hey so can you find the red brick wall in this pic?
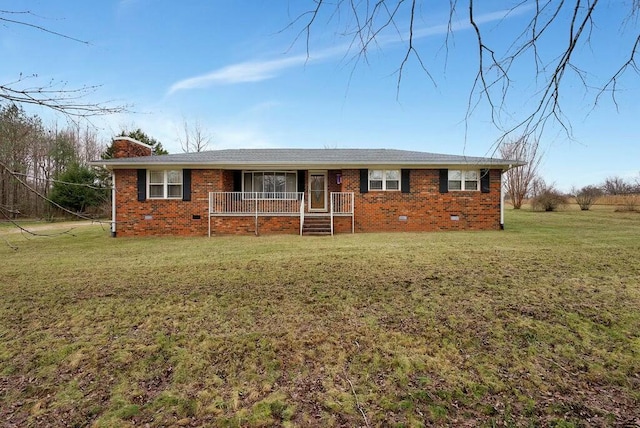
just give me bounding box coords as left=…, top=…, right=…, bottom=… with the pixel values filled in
left=339, top=169, right=502, bottom=232
left=114, top=169, right=221, bottom=236
left=327, top=170, right=342, bottom=194
left=113, top=168, right=503, bottom=236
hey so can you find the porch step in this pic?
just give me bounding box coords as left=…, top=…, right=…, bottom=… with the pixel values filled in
left=302, top=216, right=331, bottom=236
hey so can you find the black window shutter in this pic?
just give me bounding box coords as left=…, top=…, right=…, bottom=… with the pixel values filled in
left=137, top=169, right=146, bottom=201
left=439, top=169, right=449, bottom=194
left=480, top=169, right=490, bottom=193
left=359, top=169, right=368, bottom=193
left=401, top=169, right=410, bottom=193
left=233, top=170, right=242, bottom=192
left=182, top=169, right=192, bottom=201
left=297, top=170, right=305, bottom=193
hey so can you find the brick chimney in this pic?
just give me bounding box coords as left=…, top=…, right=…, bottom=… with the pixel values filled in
left=112, top=137, right=153, bottom=158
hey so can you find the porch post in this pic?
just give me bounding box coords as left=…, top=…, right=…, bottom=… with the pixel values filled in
left=351, top=192, right=355, bottom=234
left=255, top=196, right=259, bottom=236
left=330, top=193, right=334, bottom=236
left=299, top=196, right=304, bottom=236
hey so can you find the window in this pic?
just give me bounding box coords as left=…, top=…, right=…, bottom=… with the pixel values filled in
left=369, top=170, right=400, bottom=191
left=448, top=170, right=479, bottom=191
left=243, top=171, right=297, bottom=198
left=148, top=170, right=183, bottom=199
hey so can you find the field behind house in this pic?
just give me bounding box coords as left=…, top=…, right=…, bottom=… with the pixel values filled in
left=1, top=209, right=639, bottom=427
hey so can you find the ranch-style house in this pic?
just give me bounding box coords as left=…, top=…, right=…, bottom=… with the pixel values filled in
left=95, top=137, right=523, bottom=237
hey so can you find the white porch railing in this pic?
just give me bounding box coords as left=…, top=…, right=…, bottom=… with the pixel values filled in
left=209, top=192, right=304, bottom=236
left=208, top=191, right=355, bottom=236
left=209, top=192, right=304, bottom=214
left=330, top=192, right=355, bottom=235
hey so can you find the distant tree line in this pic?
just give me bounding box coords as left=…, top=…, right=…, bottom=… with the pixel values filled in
left=0, top=103, right=166, bottom=220
left=516, top=174, right=639, bottom=213
left=499, top=136, right=639, bottom=212
left=0, top=103, right=107, bottom=219
left=530, top=175, right=640, bottom=212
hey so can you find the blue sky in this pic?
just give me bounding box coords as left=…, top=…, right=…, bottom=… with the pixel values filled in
left=1, top=0, right=638, bottom=190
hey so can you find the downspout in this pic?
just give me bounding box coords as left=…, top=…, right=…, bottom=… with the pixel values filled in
left=111, top=171, right=117, bottom=237
left=500, top=169, right=505, bottom=230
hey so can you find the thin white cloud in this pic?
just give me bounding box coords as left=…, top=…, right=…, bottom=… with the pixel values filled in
left=167, top=54, right=311, bottom=94
left=116, top=0, right=145, bottom=15
left=167, top=5, right=533, bottom=94
left=411, top=6, right=534, bottom=40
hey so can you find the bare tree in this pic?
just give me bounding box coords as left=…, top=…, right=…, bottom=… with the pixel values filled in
left=0, top=104, right=109, bottom=221
left=531, top=179, right=568, bottom=212
left=178, top=119, right=212, bottom=153
left=601, top=176, right=632, bottom=195
left=572, top=185, right=602, bottom=210
left=499, top=136, right=541, bottom=209
left=633, top=173, right=640, bottom=194
left=291, top=1, right=640, bottom=144
left=0, top=104, right=40, bottom=218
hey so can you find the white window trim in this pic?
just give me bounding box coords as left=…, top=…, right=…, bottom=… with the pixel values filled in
left=147, top=170, right=183, bottom=199
left=242, top=170, right=298, bottom=200
left=369, top=169, right=400, bottom=191
left=448, top=169, right=480, bottom=191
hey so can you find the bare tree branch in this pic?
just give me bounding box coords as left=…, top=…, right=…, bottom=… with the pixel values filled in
left=0, top=11, right=89, bottom=45
left=0, top=10, right=128, bottom=119
left=9, top=170, right=107, bottom=190
left=0, top=75, right=126, bottom=118
left=396, top=0, right=436, bottom=96
left=289, top=0, right=640, bottom=149
left=0, top=208, right=78, bottom=239
left=595, top=34, right=640, bottom=111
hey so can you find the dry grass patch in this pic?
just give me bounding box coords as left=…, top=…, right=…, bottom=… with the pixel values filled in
left=1, top=209, right=639, bottom=426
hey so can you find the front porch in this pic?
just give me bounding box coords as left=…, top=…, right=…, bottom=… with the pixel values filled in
left=208, top=192, right=354, bottom=236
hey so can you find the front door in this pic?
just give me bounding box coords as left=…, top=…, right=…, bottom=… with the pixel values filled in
left=309, top=171, right=327, bottom=211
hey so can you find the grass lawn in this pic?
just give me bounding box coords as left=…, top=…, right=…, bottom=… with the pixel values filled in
left=1, top=209, right=639, bottom=427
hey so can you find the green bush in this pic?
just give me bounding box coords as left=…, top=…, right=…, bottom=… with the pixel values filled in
left=49, top=163, right=108, bottom=213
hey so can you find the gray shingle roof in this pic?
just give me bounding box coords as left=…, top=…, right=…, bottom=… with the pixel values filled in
left=95, top=148, right=523, bottom=169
